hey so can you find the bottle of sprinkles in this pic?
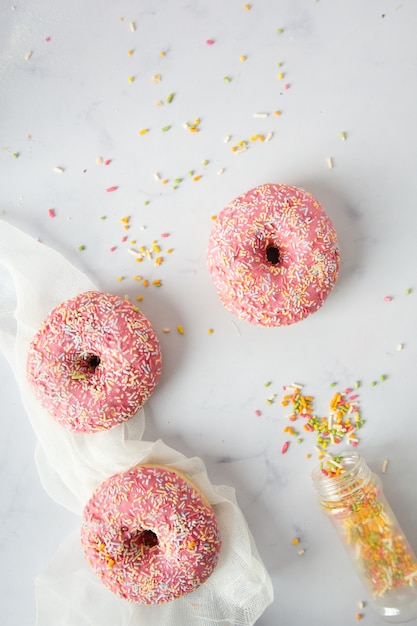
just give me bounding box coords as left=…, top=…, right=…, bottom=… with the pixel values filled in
left=312, top=451, right=417, bottom=623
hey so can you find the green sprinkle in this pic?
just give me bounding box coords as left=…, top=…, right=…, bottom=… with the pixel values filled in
left=371, top=381, right=377, bottom=387
left=355, top=380, right=361, bottom=389
left=78, top=245, right=85, bottom=251
left=277, top=62, right=283, bottom=67
left=223, top=76, right=231, bottom=83
left=166, top=92, right=175, bottom=104
left=144, top=200, right=150, bottom=206
left=330, top=381, right=337, bottom=387
left=133, top=307, right=140, bottom=313
left=406, top=288, right=412, bottom=295
left=297, top=438, right=303, bottom=444
left=174, top=178, right=183, bottom=183
left=161, top=125, right=171, bottom=132
left=380, top=374, right=387, bottom=381
left=13, top=152, right=19, bottom=158
left=188, top=170, right=194, bottom=176
left=100, top=215, right=107, bottom=220
left=202, top=159, right=209, bottom=166
left=277, top=28, right=284, bottom=34
left=71, top=373, right=86, bottom=380
left=266, top=399, right=273, bottom=405
left=264, top=381, right=272, bottom=387
left=172, top=185, right=178, bottom=190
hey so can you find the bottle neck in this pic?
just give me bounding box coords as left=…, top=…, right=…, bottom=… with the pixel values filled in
left=312, top=451, right=373, bottom=503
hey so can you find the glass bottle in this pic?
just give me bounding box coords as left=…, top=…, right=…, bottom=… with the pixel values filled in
left=312, top=450, right=417, bottom=623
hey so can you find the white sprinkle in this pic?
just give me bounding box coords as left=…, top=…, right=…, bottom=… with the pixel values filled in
left=224, top=135, right=231, bottom=143
left=53, top=166, right=64, bottom=173
left=235, top=146, right=247, bottom=154
left=183, top=122, right=190, bottom=130
left=397, top=343, right=404, bottom=351
left=96, top=156, right=103, bottom=164
left=162, top=328, right=170, bottom=333
left=24, top=50, right=33, bottom=61
left=128, top=248, right=140, bottom=256
left=297, top=548, right=305, bottom=556
left=153, top=172, right=161, bottom=180
left=292, top=383, right=303, bottom=389
left=327, top=157, right=334, bottom=169
left=129, top=21, right=136, bottom=31
left=217, top=168, right=225, bottom=175
left=253, top=112, right=269, bottom=118
left=328, top=458, right=343, bottom=469
left=265, top=132, right=273, bottom=142
left=358, top=600, right=365, bottom=610
left=381, top=459, right=389, bottom=474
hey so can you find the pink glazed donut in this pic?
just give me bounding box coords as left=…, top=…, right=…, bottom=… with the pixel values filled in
left=26, top=291, right=162, bottom=432
left=81, top=464, right=221, bottom=604
left=207, top=183, right=340, bottom=326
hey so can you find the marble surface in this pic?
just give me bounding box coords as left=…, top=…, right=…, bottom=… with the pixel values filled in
left=2, top=1, right=417, bottom=624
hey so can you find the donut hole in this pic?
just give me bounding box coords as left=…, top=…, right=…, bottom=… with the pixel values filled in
left=87, top=354, right=101, bottom=370
left=266, top=245, right=280, bottom=265
left=140, top=529, right=158, bottom=548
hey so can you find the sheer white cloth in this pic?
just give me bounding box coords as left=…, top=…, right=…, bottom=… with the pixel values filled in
left=0, top=220, right=273, bottom=625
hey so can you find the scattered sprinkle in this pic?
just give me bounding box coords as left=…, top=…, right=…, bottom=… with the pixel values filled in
left=297, top=549, right=305, bottom=556
left=129, top=21, right=136, bottom=31
left=78, top=245, right=85, bottom=251
left=106, top=186, right=118, bottom=192
left=397, top=343, right=404, bottom=351
left=12, top=152, right=19, bottom=158
left=206, top=39, right=215, bottom=45
left=291, top=537, right=300, bottom=545
left=152, top=74, right=161, bottom=83
left=327, top=157, right=334, bottom=169
left=128, top=76, right=135, bottom=83
left=384, top=295, right=393, bottom=302
left=277, top=28, right=284, bottom=34
left=281, top=441, right=290, bottom=454
left=161, top=125, right=171, bottom=132
left=53, top=166, right=64, bottom=173
left=358, top=601, right=365, bottom=610
left=207, top=328, right=214, bottom=334
left=356, top=614, right=363, bottom=621
left=381, top=459, right=389, bottom=474
left=340, top=131, right=347, bottom=141
left=48, top=208, right=56, bottom=218
left=24, top=50, right=33, bottom=61
left=177, top=325, right=184, bottom=335
left=254, top=410, right=261, bottom=417
left=223, top=76, right=232, bottom=83
left=166, top=92, right=175, bottom=104
left=406, top=288, right=412, bottom=295
left=254, top=112, right=269, bottom=118
left=240, top=55, right=247, bottom=62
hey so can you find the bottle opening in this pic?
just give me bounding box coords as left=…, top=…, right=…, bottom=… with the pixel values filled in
left=311, top=451, right=371, bottom=501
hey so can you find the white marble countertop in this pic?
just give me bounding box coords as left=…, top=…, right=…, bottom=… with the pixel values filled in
left=2, top=1, right=417, bottom=624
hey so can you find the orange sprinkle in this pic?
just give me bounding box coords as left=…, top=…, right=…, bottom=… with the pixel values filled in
left=291, top=538, right=300, bottom=545
left=193, top=175, right=201, bottom=181
left=356, top=614, right=363, bottom=621
left=244, top=4, right=251, bottom=9
left=142, top=279, right=149, bottom=287
left=155, top=257, right=163, bottom=265
left=134, top=276, right=142, bottom=281
left=274, top=110, right=282, bottom=116
left=152, top=279, right=161, bottom=286
left=136, top=295, right=143, bottom=302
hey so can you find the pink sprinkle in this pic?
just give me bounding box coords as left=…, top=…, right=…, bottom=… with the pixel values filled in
left=106, top=186, right=118, bottom=192
left=349, top=394, right=359, bottom=401
left=384, top=296, right=393, bottom=302
left=254, top=409, right=261, bottom=417
left=281, top=441, right=290, bottom=454
left=104, top=159, right=111, bottom=166
left=45, top=36, right=51, bottom=42
left=161, top=232, right=170, bottom=238
left=206, top=39, right=215, bottom=45
left=48, top=208, right=56, bottom=218
left=121, top=236, right=128, bottom=242
left=344, top=388, right=353, bottom=394
left=109, top=246, right=116, bottom=252
left=284, top=83, right=290, bottom=89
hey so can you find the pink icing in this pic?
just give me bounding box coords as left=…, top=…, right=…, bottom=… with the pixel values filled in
left=207, top=183, right=340, bottom=326
left=81, top=465, right=221, bottom=604
left=26, top=291, right=162, bottom=432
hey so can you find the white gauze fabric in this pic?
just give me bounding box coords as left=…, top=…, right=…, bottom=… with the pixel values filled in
left=0, top=220, right=273, bottom=626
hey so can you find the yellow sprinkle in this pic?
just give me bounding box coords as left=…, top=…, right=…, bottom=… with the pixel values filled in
left=240, top=55, right=247, bottom=62
left=211, top=215, right=217, bottom=220
left=274, top=110, right=282, bottom=116
left=155, top=256, right=163, bottom=265
left=138, top=129, right=149, bottom=135
left=136, top=295, right=143, bottom=302
left=107, top=559, right=115, bottom=568
left=128, top=76, right=134, bottom=83
left=167, top=248, right=174, bottom=253
left=134, top=276, right=142, bottom=281
left=120, top=216, right=130, bottom=224
left=278, top=72, right=284, bottom=80
left=135, top=257, right=143, bottom=263
left=250, top=135, right=259, bottom=141
left=160, top=51, right=166, bottom=57
left=194, top=118, right=200, bottom=125
left=177, top=325, right=184, bottom=335
left=152, top=244, right=161, bottom=252
left=127, top=49, right=134, bottom=55
left=208, top=328, right=214, bottom=334
left=117, top=276, right=124, bottom=282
